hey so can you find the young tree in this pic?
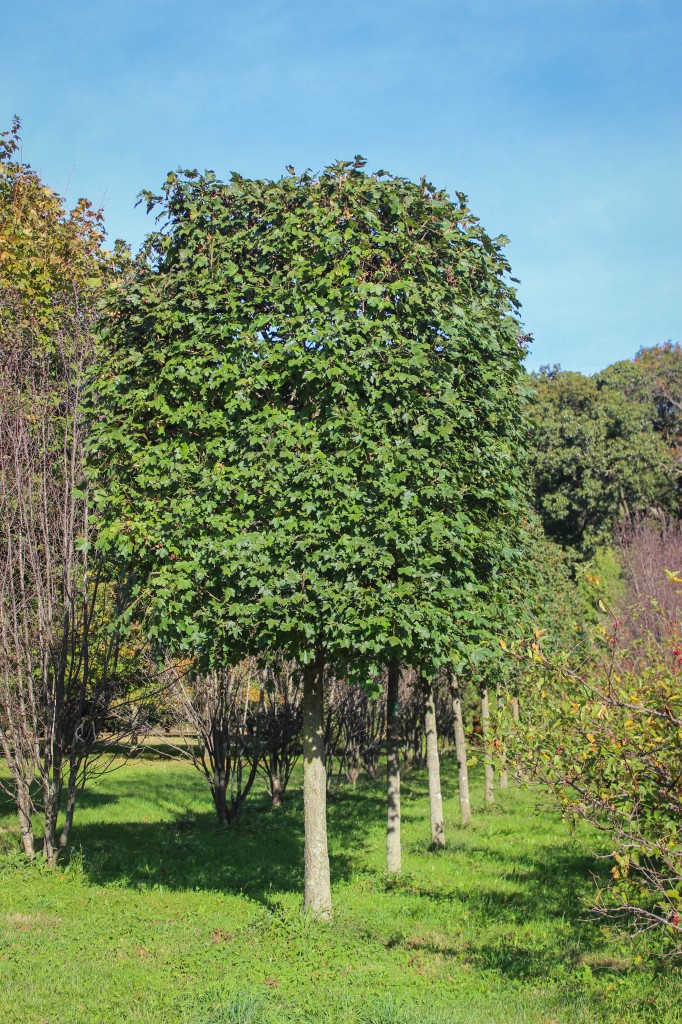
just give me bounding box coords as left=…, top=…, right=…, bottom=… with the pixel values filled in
left=423, top=673, right=445, bottom=846
left=480, top=681, right=494, bottom=805
left=449, top=673, right=472, bottom=825
left=88, top=159, right=528, bottom=916
left=512, top=554, right=682, bottom=952
left=167, top=661, right=262, bottom=826
left=0, top=119, right=136, bottom=863
left=258, top=659, right=303, bottom=807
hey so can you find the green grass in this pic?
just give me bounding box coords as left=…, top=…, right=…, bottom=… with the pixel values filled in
left=0, top=756, right=680, bottom=1023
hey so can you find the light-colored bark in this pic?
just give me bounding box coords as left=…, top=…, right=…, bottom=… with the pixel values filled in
left=481, top=686, right=494, bottom=805
left=450, top=675, right=471, bottom=826
left=511, top=695, right=520, bottom=722
left=386, top=661, right=402, bottom=873
left=302, top=657, right=332, bottom=920
left=424, top=680, right=445, bottom=847
left=496, top=685, right=509, bottom=790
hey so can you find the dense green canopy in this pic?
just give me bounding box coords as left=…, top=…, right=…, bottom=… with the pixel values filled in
left=529, top=365, right=678, bottom=553
left=87, top=160, right=529, bottom=677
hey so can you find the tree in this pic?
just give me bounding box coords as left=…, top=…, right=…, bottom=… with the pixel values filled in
left=166, top=661, right=262, bottom=826
left=87, top=158, right=528, bottom=917
left=634, top=342, right=682, bottom=452
left=423, top=672, right=445, bottom=846
left=258, top=659, right=303, bottom=807
left=529, top=366, right=677, bottom=554
left=449, top=671, right=472, bottom=825
left=0, top=119, right=139, bottom=864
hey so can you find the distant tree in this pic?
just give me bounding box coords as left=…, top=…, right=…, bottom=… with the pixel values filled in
left=88, top=159, right=528, bottom=917
left=258, top=659, right=303, bottom=808
left=529, top=366, right=678, bottom=553
left=422, top=672, right=445, bottom=846
left=634, top=342, right=682, bottom=452
left=328, top=679, right=385, bottom=784
left=448, top=670, right=472, bottom=825
left=166, top=661, right=262, bottom=826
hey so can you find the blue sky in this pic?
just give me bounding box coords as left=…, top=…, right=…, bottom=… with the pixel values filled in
left=3, top=0, right=680, bottom=372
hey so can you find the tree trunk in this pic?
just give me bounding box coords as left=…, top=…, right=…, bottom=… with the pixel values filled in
left=346, top=740, right=361, bottom=786
left=496, top=685, right=509, bottom=791
left=41, top=768, right=63, bottom=867
left=17, top=780, right=34, bottom=859
left=481, top=686, right=494, bottom=805
left=212, top=768, right=230, bottom=826
left=511, top=694, right=520, bottom=723
left=386, top=660, right=402, bottom=873
left=302, top=656, right=332, bottom=920
left=450, top=675, right=471, bottom=826
left=58, top=768, right=78, bottom=851
left=270, top=774, right=283, bottom=809
left=423, top=679, right=445, bottom=847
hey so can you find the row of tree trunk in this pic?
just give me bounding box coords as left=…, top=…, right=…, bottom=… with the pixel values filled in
left=303, top=664, right=517, bottom=919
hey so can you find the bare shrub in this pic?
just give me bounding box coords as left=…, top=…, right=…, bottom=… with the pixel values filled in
left=258, top=659, right=303, bottom=807
left=616, top=515, right=682, bottom=644
left=166, top=662, right=262, bottom=826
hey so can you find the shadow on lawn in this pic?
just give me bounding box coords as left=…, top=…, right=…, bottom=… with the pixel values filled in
left=384, top=838, right=611, bottom=980
left=404, top=841, right=603, bottom=924
left=0, top=783, right=119, bottom=823
left=68, top=769, right=610, bottom=956
left=69, top=776, right=383, bottom=907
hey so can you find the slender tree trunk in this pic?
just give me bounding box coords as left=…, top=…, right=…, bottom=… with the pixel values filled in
left=58, top=768, right=78, bottom=850
left=212, top=768, right=230, bottom=826
left=17, top=780, right=34, bottom=859
left=270, top=774, right=283, bottom=809
left=42, top=782, right=61, bottom=867
left=481, top=686, right=494, bottom=805
left=450, top=675, right=471, bottom=826
left=302, top=655, right=332, bottom=920
left=496, top=685, right=509, bottom=791
left=346, top=740, right=360, bottom=786
left=386, top=660, right=401, bottom=873
left=511, top=694, right=520, bottom=723
left=423, top=679, right=445, bottom=847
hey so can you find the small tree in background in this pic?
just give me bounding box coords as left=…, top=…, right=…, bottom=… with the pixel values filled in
left=167, top=661, right=262, bottom=826
left=258, top=659, right=303, bottom=807
left=87, top=158, right=528, bottom=917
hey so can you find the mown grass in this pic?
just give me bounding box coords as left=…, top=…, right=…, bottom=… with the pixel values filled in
left=0, top=755, right=680, bottom=1023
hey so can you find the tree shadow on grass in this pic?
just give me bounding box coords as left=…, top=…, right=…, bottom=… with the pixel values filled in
left=0, top=782, right=119, bottom=830
left=401, top=841, right=606, bottom=923
left=68, top=779, right=383, bottom=907
left=14, top=755, right=623, bottom=988
left=379, top=839, right=616, bottom=981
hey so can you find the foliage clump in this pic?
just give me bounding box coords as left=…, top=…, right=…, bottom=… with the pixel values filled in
left=88, top=158, right=530, bottom=679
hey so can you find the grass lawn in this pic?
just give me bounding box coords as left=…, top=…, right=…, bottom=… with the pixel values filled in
left=0, top=755, right=680, bottom=1023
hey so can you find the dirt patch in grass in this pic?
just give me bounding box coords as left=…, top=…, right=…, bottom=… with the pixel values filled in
left=6, top=912, right=61, bottom=931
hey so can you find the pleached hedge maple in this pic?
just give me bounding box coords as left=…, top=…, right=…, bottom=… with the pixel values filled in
left=87, top=158, right=529, bottom=915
